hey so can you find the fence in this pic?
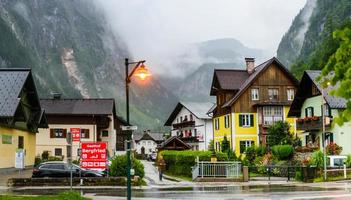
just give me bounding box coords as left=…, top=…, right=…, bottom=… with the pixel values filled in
left=191, top=161, right=241, bottom=181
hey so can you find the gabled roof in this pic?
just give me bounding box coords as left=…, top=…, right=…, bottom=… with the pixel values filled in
left=288, top=70, right=346, bottom=117
left=210, top=69, right=249, bottom=95
left=134, top=132, right=164, bottom=142
left=0, top=68, right=48, bottom=131
left=164, top=101, right=214, bottom=126
left=222, top=57, right=299, bottom=108
left=157, top=136, right=192, bottom=150
left=40, top=98, right=116, bottom=116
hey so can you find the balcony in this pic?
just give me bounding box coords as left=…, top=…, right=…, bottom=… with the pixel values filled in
left=172, top=120, right=195, bottom=129
left=296, top=116, right=332, bottom=131
left=180, top=136, right=200, bottom=143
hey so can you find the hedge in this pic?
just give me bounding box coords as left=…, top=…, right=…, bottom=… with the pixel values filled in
left=109, top=154, right=145, bottom=178
left=272, top=145, right=294, bottom=160
left=160, top=150, right=228, bottom=177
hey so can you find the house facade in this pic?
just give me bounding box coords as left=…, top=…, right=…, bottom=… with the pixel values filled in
left=288, top=70, right=351, bottom=155
left=37, top=98, right=126, bottom=161
left=210, top=57, right=298, bottom=155
left=0, top=69, right=48, bottom=169
left=134, top=131, right=164, bottom=155
left=164, top=102, right=214, bottom=150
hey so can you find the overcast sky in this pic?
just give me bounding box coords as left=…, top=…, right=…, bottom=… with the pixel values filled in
left=97, top=0, right=307, bottom=75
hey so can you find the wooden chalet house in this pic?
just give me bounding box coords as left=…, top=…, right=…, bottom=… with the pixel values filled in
left=210, top=57, right=298, bottom=155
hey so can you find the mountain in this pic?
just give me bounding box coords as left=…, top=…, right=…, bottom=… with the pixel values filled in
left=0, top=0, right=177, bottom=131
left=166, top=38, right=267, bottom=102
left=277, top=0, right=351, bottom=78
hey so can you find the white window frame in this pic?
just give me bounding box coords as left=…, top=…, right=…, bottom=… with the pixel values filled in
left=215, top=118, right=220, bottom=130
left=251, top=88, right=259, bottom=100
left=224, top=115, right=230, bottom=128
left=287, top=89, right=294, bottom=101
left=240, top=114, right=252, bottom=127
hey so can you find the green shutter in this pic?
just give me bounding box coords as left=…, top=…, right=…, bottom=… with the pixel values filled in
left=239, top=115, right=243, bottom=127
left=250, top=114, right=254, bottom=127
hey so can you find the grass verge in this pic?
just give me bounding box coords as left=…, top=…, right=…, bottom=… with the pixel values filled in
left=164, top=171, right=192, bottom=182
left=0, top=191, right=91, bottom=200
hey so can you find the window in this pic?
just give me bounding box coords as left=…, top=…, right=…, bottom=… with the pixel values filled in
left=101, top=130, right=109, bottom=137
left=287, top=89, right=294, bottom=101
left=184, top=115, right=188, bottom=121
left=80, top=129, right=90, bottom=139
left=50, top=129, right=67, bottom=138
left=240, top=140, right=255, bottom=153
left=216, top=142, right=221, bottom=151
left=215, top=118, right=220, bottom=130
left=312, top=84, right=319, bottom=96
left=18, top=136, right=24, bottom=149
left=180, top=116, right=183, bottom=122
left=224, top=115, right=230, bottom=128
left=251, top=88, right=259, bottom=100
left=2, top=135, right=12, bottom=144
left=268, top=89, right=279, bottom=100
left=190, top=114, right=193, bottom=121
left=305, top=107, right=314, bottom=117
left=55, top=148, right=62, bottom=156
left=263, top=106, right=283, bottom=125
left=239, top=114, right=254, bottom=127
left=148, top=141, right=151, bottom=145
left=323, top=104, right=331, bottom=117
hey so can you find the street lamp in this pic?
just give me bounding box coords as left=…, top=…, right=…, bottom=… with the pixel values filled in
left=124, top=58, right=151, bottom=200
left=321, top=81, right=331, bottom=181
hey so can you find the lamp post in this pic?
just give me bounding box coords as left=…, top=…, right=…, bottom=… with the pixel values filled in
left=321, top=81, right=330, bottom=181
left=124, top=58, right=151, bottom=200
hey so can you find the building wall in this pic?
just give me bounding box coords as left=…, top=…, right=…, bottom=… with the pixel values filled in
left=233, top=113, right=258, bottom=155
left=0, top=126, right=36, bottom=169
left=37, top=124, right=97, bottom=161
left=301, top=95, right=323, bottom=118
left=171, top=107, right=212, bottom=150
left=135, top=139, right=157, bottom=155
left=213, top=114, right=232, bottom=151
left=99, top=115, right=116, bottom=155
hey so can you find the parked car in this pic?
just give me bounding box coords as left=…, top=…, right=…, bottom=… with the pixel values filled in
left=32, top=161, right=104, bottom=178
left=148, top=152, right=157, bottom=161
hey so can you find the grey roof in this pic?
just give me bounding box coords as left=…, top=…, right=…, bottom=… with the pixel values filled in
left=306, top=70, right=346, bottom=109
left=0, top=69, right=30, bottom=117
left=222, top=57, right=299, bottom=108
left=134, top=132, right=165, bottom=142
left=40, top=99, right=116, bottom=115
left=181, top=101, right=214, bottom=119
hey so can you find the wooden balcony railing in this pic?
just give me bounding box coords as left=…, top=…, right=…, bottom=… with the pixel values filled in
left=172, top=120, right=195, bottom=129
left=296, top=116, right=331, bottom=131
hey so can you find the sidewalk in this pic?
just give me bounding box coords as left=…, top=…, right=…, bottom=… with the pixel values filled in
left=0, top=168, right=32, bottom=187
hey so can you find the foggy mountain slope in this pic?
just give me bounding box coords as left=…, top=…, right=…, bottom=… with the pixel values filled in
left=0, top=0, right=177, bottom=130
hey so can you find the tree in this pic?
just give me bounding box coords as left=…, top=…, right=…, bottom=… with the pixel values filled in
left=320, top=27, right=351, bottom=125
left=221, top=135, right=230, bottom=153
left=208, top=139, right=215, bottom=152
left=266, top=121, right=293, bottom=147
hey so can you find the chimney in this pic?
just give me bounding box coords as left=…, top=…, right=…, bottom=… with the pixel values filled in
left=245, top=57, right=255, bottom=74
left=51, top=92, right=62, bottom=99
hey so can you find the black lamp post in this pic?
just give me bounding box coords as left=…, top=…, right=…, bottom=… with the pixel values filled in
left=124, top=58, right=150, bottom=200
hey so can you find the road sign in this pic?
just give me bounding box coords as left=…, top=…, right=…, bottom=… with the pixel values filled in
left=71, top=128, right=81, bottom=142
left=121, top=126, right=138, bottom=131
left=15, top=149, right=25, bottom=169
left=80, top=142, right=107, bottom=169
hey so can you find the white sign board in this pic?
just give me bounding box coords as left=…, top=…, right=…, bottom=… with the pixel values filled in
left=15, top=149, right=25, bottom=169
left=121, top=126, right=138, bottom=131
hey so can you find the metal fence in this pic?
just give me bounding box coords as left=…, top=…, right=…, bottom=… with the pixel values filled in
left=192, top=161, right=242, bottom=180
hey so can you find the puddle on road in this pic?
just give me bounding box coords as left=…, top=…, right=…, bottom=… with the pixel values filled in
left=4, top=185, right=343, bottom=198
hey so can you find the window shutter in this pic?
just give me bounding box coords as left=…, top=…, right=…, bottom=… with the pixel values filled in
left=63, top=129, right=67, bottom=138
left=239, top=115, right=243, bottom=127
left=305, top=108, right=308, bottom=117
left=328, top=105, right=331, bottom=117
left=311, top=107, right=314, bottom=117
left=250, top=115, right=254, bottom=127
left=50, top=129, right=54, bottom=138
left=330, top=133, right=334, bottom=143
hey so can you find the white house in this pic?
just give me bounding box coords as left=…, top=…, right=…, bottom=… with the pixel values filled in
left=164, top=102, right=214, bottom=150
left=134, top=131, right=164, bottom=155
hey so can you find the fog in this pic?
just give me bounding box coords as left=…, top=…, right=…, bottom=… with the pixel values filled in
left=95, top=0, right=307, bottom=76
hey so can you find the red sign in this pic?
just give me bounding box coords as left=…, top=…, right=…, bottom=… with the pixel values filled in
left=71, top=128, right=81, bottom=142
left=80, top=142, right=107, bottom=169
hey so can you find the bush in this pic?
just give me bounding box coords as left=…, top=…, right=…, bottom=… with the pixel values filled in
left=272, top=145, right=294, bottom=160
left=256, top=146, right=267, bottom=157
left=34, top=156, right=42, bottom=167
left=41, top=151, right=49, bottom=160
left=160, top=150, right=228, bottom=177
left=109, top=155, right=145, bottom=178
left=345, top=155, right=351, bottom=167
left=72, top=160, right=80, bottom=165
left=245, top=146, right=257, bottom=163
left=309, top=151, right=324, bottom=169
left=227, top=150, right=238, bottom=161
left=48, top=156, right=63, bottom=161
left=326, top=143, right=343, bottom=155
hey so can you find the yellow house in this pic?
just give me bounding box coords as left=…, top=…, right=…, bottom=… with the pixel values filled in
left=210, top=57, right=298, bottom=155
left=0, top=69, right=48, bottom=169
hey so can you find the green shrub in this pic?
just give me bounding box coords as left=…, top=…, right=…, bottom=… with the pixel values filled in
left=72, top=160, right=80, bottom=165
left=346, top=155, right=351, bottom=167
left=41, top=151, right=49, bottom=160
left=245, top=146, right=257, bottom=163
left=255, top=146, right=267, bottom=157
left=309, top=151, right=324, bottom=168
left=272, top=145, right=294, bottom=160
left=160, top=150, right=228, bottom=177
left=326, top=143, right=343, bottom=155
left=48, top=156, right=63, bottom=161
left=56, top=191, right=89, bottom=200
left=295, top=169, right=303, bottom=181
left=227, top=150, right=238, bottom=161
left=109, top=155, right=144, bottom=178
left=34, top=156, right=42, bottom=167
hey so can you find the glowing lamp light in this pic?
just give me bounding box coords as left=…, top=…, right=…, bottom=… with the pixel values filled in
left=134, top=64, right=151, bottom=80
